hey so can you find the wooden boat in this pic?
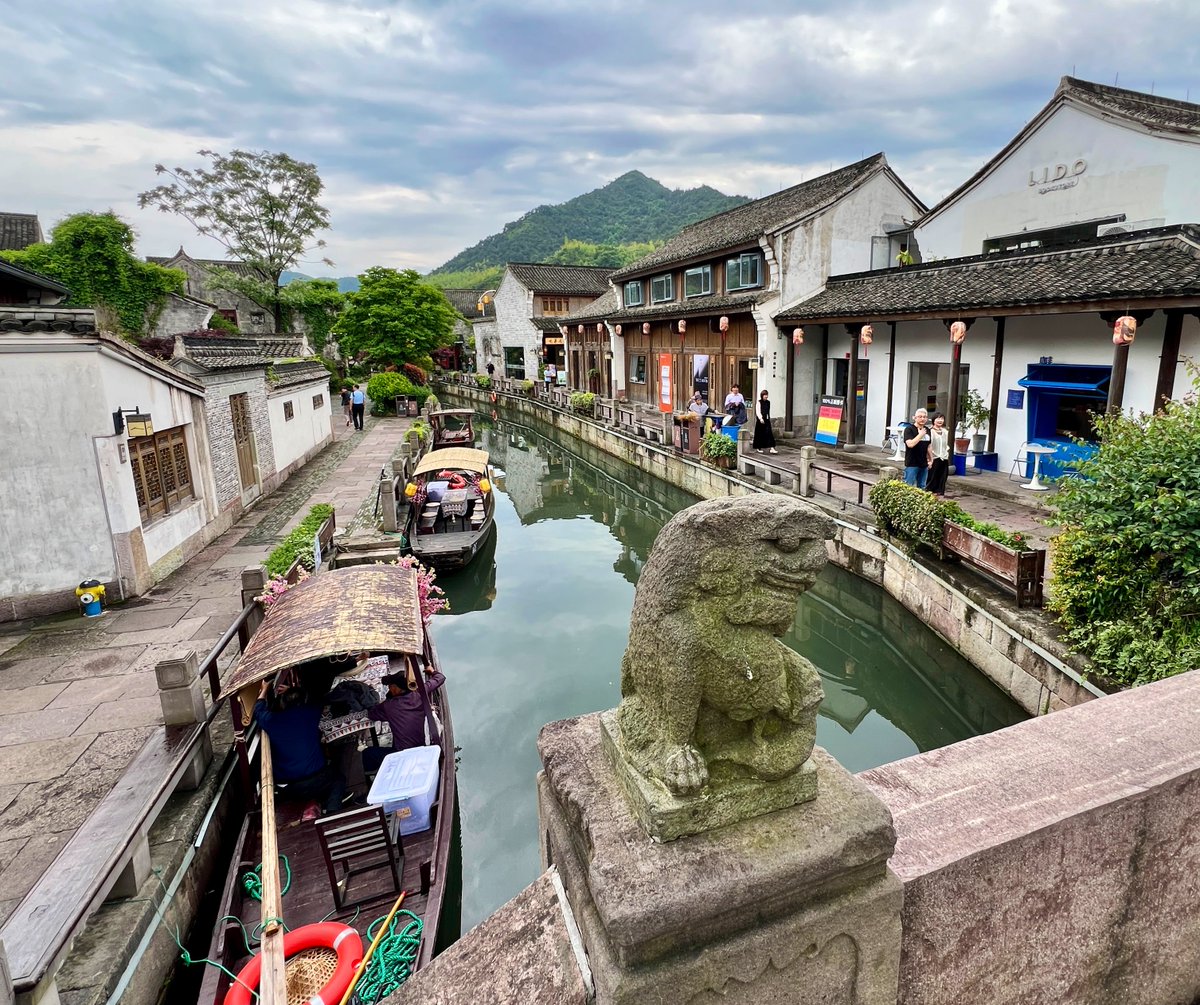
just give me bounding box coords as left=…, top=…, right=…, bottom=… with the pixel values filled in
left=428, top=409, right=476, bottom=450
left=405, top=447, right=496, bottom=571
left=198, top=564, right=456, bottom=1005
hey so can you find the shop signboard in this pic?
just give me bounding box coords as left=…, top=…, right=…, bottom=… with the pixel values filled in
left=658, top=353, right=673, bottom=413
left=815, top=395, right=845, bottom=445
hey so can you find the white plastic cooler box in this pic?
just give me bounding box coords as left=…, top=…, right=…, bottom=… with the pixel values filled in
left=367, top=745, right=441, bottom=835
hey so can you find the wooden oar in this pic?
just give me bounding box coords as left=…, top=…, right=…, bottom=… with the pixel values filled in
left=258, top=735, right=288, bottom=1004
left=337, top=890, right=407, bottom=1005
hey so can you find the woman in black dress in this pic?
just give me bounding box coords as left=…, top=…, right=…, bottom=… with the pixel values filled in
left=752, top=389, right=778, bottom=453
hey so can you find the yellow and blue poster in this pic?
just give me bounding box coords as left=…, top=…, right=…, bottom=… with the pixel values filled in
left=815, top=395, right=844, bottom=445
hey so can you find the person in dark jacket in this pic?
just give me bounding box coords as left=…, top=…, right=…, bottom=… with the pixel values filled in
left=362, top=665, right=447, bottom=772
left=253, top=675, right=347, bottom=815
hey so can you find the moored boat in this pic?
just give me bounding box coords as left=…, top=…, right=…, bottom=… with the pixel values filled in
left=197, top=564, right=456, bottom=1005
left=404, top=447, right=496, bottom=571
left=428, top=409, right=476, bottom=451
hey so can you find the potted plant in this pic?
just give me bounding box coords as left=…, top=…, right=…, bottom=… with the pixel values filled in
left=699, top=429, right=737, bottom=469
left=962, top=389, right=992, bottom=453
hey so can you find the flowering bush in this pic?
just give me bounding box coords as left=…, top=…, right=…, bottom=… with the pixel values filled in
left=255, top=567, right=310, bottom=607
left=394, top=556, right=449, bottom=623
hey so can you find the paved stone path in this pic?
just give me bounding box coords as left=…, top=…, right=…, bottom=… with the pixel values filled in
left=0, top=415, right=413, bottom=926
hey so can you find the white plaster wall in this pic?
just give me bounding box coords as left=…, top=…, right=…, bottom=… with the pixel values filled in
left=142, top=498, right=206, bottom=567
left=268, top=380, right=333, bottom=472
left=493, top=270, right=540, bottom=379
left=863, top=311, right=1190, bottom=469
left=919, top=103, right=1200, bottom=258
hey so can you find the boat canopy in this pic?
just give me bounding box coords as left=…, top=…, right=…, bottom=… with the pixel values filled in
left=430, top=409, right=474, bottom=419
left=414, top=447, right=490, bottom=477
left=221, top=565, right=424, bottom=697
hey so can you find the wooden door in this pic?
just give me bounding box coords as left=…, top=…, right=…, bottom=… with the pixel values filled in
left=229, top=393, right=257, bottom=490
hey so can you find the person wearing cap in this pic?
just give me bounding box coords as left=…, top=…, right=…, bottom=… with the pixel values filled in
left=687, top=392, right=708, bottom=418
left=363, top=663, right=447, bottom=773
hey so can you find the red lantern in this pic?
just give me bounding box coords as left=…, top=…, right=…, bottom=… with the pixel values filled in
left=559, top=324, right=568, bottom=336
left=719, top=316, right=729, bottom=332
left=950, top=321, right=967, bottom=344
left=859, top=324, right=874, bottom=346
left=614, top=324, right=622, bottom=336
left=678, top=319, right=687, bottom=333
left=792, top=327, right=804, bottom=345
left=596, top=323, right=604, bottom=334
left=1113, top=315, right=1137, bottom=345
left=577, top=324, right=584, bottom=334
left=642, top=322, right=650, bottom=335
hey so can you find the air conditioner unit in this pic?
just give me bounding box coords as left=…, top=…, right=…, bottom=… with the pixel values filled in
left=1097, top=218, right=1164, bottom=238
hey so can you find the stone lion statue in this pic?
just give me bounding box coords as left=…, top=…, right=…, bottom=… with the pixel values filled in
left=615, top=494, right=833, bottom=798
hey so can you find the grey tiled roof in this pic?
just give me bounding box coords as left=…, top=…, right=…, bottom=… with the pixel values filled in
left=603, top=290, right=769, bottom=324
left=530, top=316, right=570, bottom=332
left=147, top=251, right=266, bottom=281
left=775, top=225, right=1200, bottom=322
left=611, top=155, right=892, bottom=280
left=0, top=258, right=69, bottom=295
left=506, top=263, right=612, bottom=294
left=178, top=335, right=310, bottom=370
left=0, top=307, right=95, bottom=333
left=0, top=213, right=43, bottom=251
left=440, top=288, right=495, bottom=318
left=271, top=360, right=330, bottom=390
left=1064, top=76, right=1200, bottom=134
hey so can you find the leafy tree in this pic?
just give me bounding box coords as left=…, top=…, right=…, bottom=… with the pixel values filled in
left=424, top=265, right=505, bottom=291
left=546, top=238, right=661, bottom=268
left=138, top=149, right=331, bottom=329
left=279, top=278, right=344, bottom=353
left=0, top=212, right=183, bottom=335
left=1048, top=369, right=1200, bottom=685
left=332, top=267, right=456, bottom=368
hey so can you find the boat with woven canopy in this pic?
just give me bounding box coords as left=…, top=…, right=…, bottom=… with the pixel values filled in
left=199, top=564, right=457, bottom=1005
left=404, top=447, right=496, bottom=571
left=428, top=409, right=476, bottom=451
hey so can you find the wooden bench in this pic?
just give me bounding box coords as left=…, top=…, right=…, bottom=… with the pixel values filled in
left=0, top=720, right=210, bottom=1003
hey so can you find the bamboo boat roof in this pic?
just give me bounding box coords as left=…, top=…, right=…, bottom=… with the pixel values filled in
left=414, top=447, right=490, bottom=476
left=430, top=409, right=474, bottom=418
left=222, top=565, right=424, bottom=696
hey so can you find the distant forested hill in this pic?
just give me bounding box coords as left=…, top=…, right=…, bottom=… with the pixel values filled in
left=430, top=171, right=748, bottom=276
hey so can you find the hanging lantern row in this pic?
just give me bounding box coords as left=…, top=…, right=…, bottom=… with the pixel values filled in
left=950, top=321, right=967, bottom=345
left=1113, top=315, right=1137, bottom=345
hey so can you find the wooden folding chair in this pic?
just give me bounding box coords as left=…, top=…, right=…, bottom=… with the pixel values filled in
left=314, top=805, right=402, bottom=910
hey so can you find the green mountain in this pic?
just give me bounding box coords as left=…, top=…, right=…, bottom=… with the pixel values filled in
left=430, top=171, right=749, bottom=275
left=281, top=271, right=360, bottom=292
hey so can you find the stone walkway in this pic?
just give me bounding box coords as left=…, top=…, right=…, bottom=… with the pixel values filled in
left=0, top=415, right=413, bottom=927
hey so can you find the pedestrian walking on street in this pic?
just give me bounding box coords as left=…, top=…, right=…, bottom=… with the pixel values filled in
left=341, top=385, right=352, bottom=427
left=351, top=384, right=366, bottom=430
left=752, top=389, right=778, bottom=454
left=926, top=411, right=950, bottom=497
left=486, top=362, right=495, bottom=378
left=903, top=408, right=930, bottom=489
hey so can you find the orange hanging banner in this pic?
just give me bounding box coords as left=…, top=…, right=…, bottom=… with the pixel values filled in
left=658, top=353, right=673, bottom=413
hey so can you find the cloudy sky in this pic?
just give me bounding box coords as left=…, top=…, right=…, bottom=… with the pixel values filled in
left=2, top=0, right=1197, bottom=277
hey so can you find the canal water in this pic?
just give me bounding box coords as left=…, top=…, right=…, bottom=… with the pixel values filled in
left=430, top=413, right=1024, bottom=933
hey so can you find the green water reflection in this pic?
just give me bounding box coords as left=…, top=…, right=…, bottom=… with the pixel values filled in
left=430, top=416, right=1024, bottom=932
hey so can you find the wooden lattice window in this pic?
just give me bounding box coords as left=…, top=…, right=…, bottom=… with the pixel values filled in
left=284, top=401, right=295, bottom=421
left=129, top=427, right=195, bottom=522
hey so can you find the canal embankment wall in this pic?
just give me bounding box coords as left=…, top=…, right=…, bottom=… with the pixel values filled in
left=436, top=382, right=1101, bottom=718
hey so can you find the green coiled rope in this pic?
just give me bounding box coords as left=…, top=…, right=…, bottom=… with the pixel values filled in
left=351, top=909, right=424, bottom=1004
left=241, top=855, right=292, bottom=901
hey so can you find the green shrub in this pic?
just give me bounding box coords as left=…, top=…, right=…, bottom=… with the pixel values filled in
left=474, top=374, right=492, bottom=390
left=366, top=372, right=431, bottom=414
left=521, top=379, right=534, bottom=394
left=569, top=391, right=595, bottom=415
left=699, top=430, right=737, bottom=460
left=424, top=393, right=440, bottom=412
left=868, top=479, right=961, bottom=550
left=264, top=504, right=334, bottom=577
left=1047, top=373, right=1200, bottom=685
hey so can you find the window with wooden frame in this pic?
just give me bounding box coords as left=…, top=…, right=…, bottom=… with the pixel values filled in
left=650, top=274, right=674, bottom=303
left=217, top=308, right=237, bottom=323
left=725, top=252, right=762, bottom=291
left=684, top=265, right=712, bottom=298
left=541, top=297, right=569, bottom=314
left=312, top=393, right=324, bottom=409
left=129, top=427, right=194, bottom=522
left=624, top=281, right=643, bottom=307
left=284, top=401, right=295, bottom=421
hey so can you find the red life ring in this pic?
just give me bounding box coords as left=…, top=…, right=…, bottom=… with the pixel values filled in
left=223, top=922, right=363, bottom=1005
left=437, top=471, right=468, bottom=490
left=490, top=391, right=497, bottom=403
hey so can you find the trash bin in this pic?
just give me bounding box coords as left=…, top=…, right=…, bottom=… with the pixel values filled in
left=952, top=454, right=967, bottom=477
left=719, top=425, right=740, bottom=445
left=395, top=395, right=408, bottom=416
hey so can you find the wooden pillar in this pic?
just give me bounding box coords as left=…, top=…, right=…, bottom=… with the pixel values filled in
left=1102, top=310, right=1153, bottom=415
left=947, top=338, right=963, bottom=468
left=987, top=317, right=1006, bottom=453
left=884, top=321, right=897, bottom=431
left=819, top=324, right=829, bottom=396
left=1153, top=309, right=1185, bottom=409
left=845, top=325, right=860, bottom=447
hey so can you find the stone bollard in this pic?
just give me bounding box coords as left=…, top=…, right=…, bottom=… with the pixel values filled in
left=380, top=471, right=399, bottom=532
left=798, top=444, right=817, bottom=497
left=878, top=464, right=899, bottom=482
left=241, top=565, right=266, bottom=638
left=156, top=649, right=214, bottom=794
